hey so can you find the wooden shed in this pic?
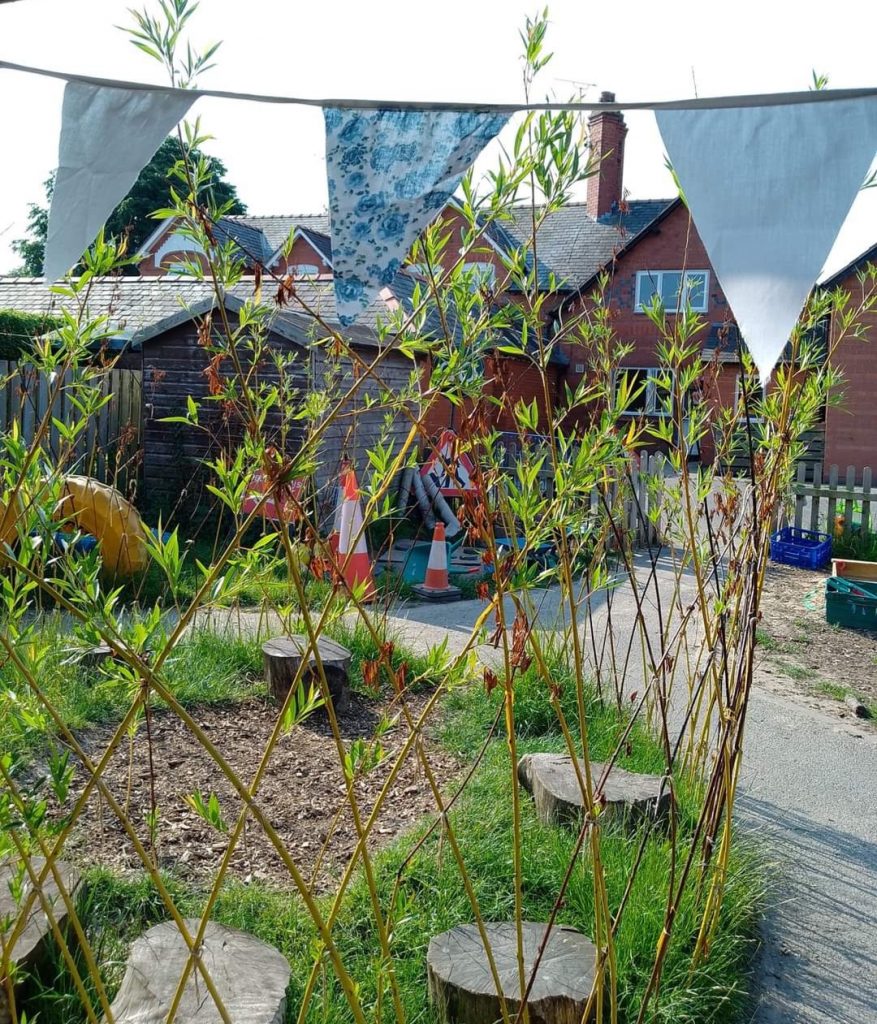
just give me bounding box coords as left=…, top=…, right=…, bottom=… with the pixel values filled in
left=132, top=288, right=416, bottom=518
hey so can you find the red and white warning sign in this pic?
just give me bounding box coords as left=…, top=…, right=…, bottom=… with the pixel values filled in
left=242, top=472, right=306, bottom=523
left=420, top=430, right=478, bottom=496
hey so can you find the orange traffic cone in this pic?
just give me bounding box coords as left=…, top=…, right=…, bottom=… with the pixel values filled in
left=327, top=479, right=344, bottom=555
left=336, top=467, right=376, bottom=602
left=413, top=522, right=461, bottom=602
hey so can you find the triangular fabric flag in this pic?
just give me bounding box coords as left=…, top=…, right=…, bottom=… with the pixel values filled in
left=323, top=107, right=509, bottom=323
left=45, top=81, right=195, bottom=281
left=656, top=98, right=877, bottom=382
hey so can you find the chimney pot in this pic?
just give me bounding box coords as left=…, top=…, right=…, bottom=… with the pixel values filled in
left=599, top=90, right=615, bottom=104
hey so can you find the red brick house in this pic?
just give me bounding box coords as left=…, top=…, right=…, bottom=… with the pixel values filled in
left=821, top=243, right=877, bottom=479
left=77, top=100, right=877, bottom=477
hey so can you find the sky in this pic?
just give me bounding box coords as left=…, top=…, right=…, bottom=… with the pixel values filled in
left=0, top=0, right=875, bottom=277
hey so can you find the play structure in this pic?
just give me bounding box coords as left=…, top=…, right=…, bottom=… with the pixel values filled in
left=0, top=475, right=152, bottom=578
left=56, top=476, right=152, bottom=576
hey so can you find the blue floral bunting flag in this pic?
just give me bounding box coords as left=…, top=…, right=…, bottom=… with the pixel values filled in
left=323, top=107, right=509, bottom=323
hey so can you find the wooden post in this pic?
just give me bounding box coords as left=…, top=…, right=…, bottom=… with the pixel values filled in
left=827, top=464, right=839, bottom=535
left=428, top=921, right=597, bottom=1024
left=0, top=858, right=82, bottom=1024
left=809, top=461, right=823, bottom=533
left=107, top=920, right=290, bottom=1024
left=862, top=466, right=872, bottom=536
left=262, top=635, right=351, bottom=709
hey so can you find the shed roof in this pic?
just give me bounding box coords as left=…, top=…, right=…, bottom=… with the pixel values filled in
left=0, top=275, right=386, bottom=349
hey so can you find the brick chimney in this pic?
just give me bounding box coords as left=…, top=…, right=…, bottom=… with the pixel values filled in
left=586, top=91, right=628, bottom=220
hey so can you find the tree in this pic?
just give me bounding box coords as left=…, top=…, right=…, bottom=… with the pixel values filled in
left=11, top=137, right=247, bottom=276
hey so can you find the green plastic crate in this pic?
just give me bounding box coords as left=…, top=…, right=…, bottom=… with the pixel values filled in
left=825, top=576, right=877, bottom=631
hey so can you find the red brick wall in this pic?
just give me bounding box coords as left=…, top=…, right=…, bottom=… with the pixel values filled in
left=558, top=203, right=736, bottom=457
left=824, top=269, right=877, bottom=480
left=273, top=236, right=332, bottom=277
left=420, top=355, right=561, bottom=442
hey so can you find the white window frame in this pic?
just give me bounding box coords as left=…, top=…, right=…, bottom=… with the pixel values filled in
left=290, top=263, right=320, bottom=277
left=614, top=367, right=675, bottom=417
left=461, top=262, right=496, bottom=289
left=734, top=372, right=764, bottom=422
left=635, top=270, right=709, bottom=313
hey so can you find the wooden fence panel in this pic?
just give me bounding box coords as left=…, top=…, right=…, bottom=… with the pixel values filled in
left=791, top=462, right=877, bottom=536
left=0, top=360, right=142, bottom=492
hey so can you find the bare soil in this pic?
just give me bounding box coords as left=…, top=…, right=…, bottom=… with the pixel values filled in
left=756, top=562, right=877, bottom=717
left=62, top=691, right=459, bottom=891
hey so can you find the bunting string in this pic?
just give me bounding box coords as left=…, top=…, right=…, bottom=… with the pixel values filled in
left=2, top=58, right=876, bottom=380
left=2, top=59, right=877, bottom=111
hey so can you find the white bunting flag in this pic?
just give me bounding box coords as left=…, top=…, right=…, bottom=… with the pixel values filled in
left=323, top=107, right=509, bottom=324
left=656, top=98, right=877, bottom=382
left=45, top=81, right=195, bottom=281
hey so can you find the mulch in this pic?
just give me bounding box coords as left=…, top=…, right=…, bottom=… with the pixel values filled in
left=59, top=691, right=460, bottom=892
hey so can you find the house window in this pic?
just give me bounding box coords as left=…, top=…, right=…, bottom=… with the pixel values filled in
left=461, top=262, right=496, bottom=290
left=614, top=367, right=674, bottom=416
left=290, top=263, right=320, bottom=277
left=734, top=372, right=763, bottom=419
left=635, top=270, right=709, bottom=313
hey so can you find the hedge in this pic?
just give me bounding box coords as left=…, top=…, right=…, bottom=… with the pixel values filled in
left=0, top=309, right=62, bottom=360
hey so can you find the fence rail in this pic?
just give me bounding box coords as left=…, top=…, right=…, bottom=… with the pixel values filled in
left=791, top=462, right=874, bottom=535
left=0, top=360, right=143, bottom=493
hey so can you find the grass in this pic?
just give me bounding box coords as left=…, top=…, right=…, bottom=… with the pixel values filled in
left=0, top=621, right=266, bottom=760
left=778, top=662, right=811, bottom=682
left=17, top=648, right=764, bottom=1024
left=831, top=528, right=877, bottom=563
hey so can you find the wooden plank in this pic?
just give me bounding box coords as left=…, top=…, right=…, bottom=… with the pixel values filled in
left=862, top=466, right=872, bottom=536
left=844, top=465, right=857, bottom=535
left=628, top=454, right=640, bottom=541
left=0, top=360, right=10, bottom=433
left=832, top=558, right=877, bottom=582
left=809, top=461, right=822, bottom=532
left=826, top=464, right=839, bottom=535
left=794, top=460, right=806, bottom=529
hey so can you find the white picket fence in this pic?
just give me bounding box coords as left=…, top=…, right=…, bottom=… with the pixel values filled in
left=791, top=462, right=875, bottom=536
left=0, top=360, right=142, bottom=490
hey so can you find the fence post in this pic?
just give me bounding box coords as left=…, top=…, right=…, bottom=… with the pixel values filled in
left=794, top=461, right=806, bottom=529
left=826, top=464, right=839, bottom=533
left=808, top=461, right=822, bottom=533
left=862, top=466, right=872, bottom=536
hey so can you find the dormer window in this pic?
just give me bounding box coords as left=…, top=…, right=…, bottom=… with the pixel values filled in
left=635, top=270, right=709, bottom=313
left=290, top=263, right=320, bottom=277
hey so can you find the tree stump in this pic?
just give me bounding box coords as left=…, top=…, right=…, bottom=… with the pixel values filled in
left=262, top=635, right=351, bottom=710
left=106, top=919, right=291, bottom=1024
left=79, top=643, right=114, bottom=669
left=518, top=753, right=670, bottom=829
left=427, top=921, right=597, bottom=1024
left=0, top=858, right=82, bottom=1024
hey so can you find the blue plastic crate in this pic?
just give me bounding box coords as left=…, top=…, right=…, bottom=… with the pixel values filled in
left=769, top=526, right=831, bottom=570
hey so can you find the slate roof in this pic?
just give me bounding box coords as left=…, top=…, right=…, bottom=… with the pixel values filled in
left=213, top=219, right=274, bottom=264
left=227, top=214, right=331, bottom=259
left=0, top=275, right=388, bottom=347
left=496, top=199, right=674, bottom=291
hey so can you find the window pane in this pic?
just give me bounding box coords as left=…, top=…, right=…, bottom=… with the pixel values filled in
left=659, top=272, right=682, bottom=308
left=685, top=271, right=707, bottom=309
left=637, top=274, right=659, bottom=309
left=617, top=368, right=649, bottom=413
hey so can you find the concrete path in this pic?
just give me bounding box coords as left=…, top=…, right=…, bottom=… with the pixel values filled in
left=388, top=553, right=877, bottom=1024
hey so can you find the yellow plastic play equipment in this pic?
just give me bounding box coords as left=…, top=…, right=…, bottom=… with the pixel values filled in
left=57, top=476, right=151, bottom=577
